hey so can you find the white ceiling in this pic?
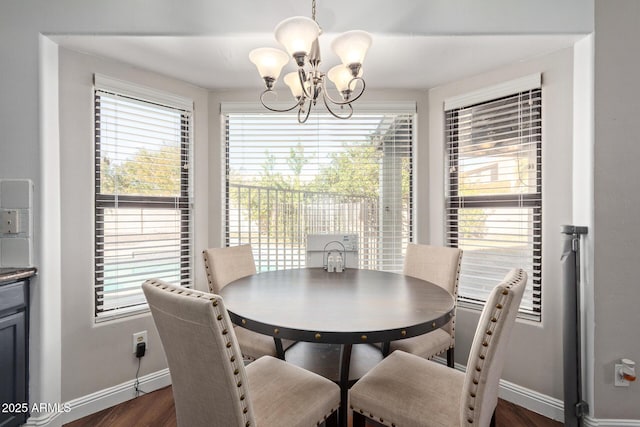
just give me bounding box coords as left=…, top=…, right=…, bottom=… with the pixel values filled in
left=53, top=33, right=583, bottom=91
left=51, top=0, right=587, bottom=92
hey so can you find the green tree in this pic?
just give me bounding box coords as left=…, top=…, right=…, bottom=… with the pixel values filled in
left=100, top=146, right=182, bottom=196
left=231, top=144, right=310, bottom=240
left=229, top=140, right=412, bottom=242
left=308, top=144, right=380, bottom=198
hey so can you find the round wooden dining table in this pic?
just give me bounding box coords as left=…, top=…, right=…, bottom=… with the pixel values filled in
left=220, top=267, right=455, bottom=427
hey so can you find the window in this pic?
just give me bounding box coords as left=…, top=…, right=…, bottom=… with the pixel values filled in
left=224, top=106, right=414, bottom=272
left=445, top=79, right=542, bottom=319
left=94, top=75, right=193, bottom=320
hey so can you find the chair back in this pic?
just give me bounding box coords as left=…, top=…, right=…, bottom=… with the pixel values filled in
left=202, top=244, right=257, bottom=293
left=403, top=243, right=463, bottom=335
left=460, top=268, right=527, bottom=427
left=142, top=279, right=255, bottom=427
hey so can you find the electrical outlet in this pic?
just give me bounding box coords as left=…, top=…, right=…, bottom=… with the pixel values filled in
left=132, top=331, right=147, bottom=354
left=615, top=364, right=629, bottom=387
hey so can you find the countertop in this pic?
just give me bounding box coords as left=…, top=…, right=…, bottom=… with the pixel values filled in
left=0, top=267, right=37, bottom=284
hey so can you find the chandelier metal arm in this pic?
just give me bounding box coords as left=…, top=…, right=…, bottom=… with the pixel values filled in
left=250, top=0, right=371, bottom=123
left=322, top=91, right=354, bottom=120
left=298, top=97, right=313, bottom=123
left=321, top=77, right=367, bottom=106
left=259, top=89, right=304, bottom=113
left=298, top=68, right=315, bottom=100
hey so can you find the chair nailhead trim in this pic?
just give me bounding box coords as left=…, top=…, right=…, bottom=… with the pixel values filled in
left=464, top=270, right=526, bottom=425
left=151, top=279, right=252, bottom=427
left=351, top=406, right=397, bottom=427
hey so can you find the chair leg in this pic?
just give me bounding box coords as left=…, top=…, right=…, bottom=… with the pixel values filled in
left=490, top=408, right=496, bottom=427
left=381, top=341, right=390, bottom=357
left=352, top=411, right=366, bottom=427
left=447, top=347, right=455, bottom=368
left=274, top=338, right=285, bottom=360
left=324, top=410, right=338, bottom=427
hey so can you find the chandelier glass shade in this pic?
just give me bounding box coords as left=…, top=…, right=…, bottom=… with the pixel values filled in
left=249, top=1, right=372, bottom=123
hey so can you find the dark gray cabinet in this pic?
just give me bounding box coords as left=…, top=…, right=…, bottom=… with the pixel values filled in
left=0, top=269, right=34, bottom=427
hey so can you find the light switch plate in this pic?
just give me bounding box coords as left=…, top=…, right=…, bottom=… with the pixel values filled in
left=1, top=210, right=21, bottom=234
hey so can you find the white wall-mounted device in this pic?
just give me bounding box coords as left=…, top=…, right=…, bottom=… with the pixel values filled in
left=306, top=234, right=359, bottom=269
left=0, top=179, right=34, bottom=267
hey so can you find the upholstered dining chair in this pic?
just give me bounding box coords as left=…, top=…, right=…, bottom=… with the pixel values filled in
left=385, top=243, right=463, bottom=367
left=203, top=244, right=292, bottom=361
left=350, top=268, right=527, bottom=427
left=142, top=279, right=340, bottom=427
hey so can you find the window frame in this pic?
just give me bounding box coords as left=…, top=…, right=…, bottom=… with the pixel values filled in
left=222, top=105, right=415, bottom=273
left=93, top=75, right=193, bottom=321
left=445, top=84, right=542, bottom=320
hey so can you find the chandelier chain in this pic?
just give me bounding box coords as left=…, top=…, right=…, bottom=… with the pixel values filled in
left=312, top=0, right=316, bottom=22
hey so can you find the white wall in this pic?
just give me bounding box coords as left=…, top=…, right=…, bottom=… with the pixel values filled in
left=0, top=0, right=609, bottom=424
left=57, top=47, right=210, bottom=402
left=592, top=0, right=640, bottom=419
left=428, top=47, right=576, bottom=401
left=35, top=34, right=62, bottom=418
left=572, top=34, right=595, bottom=416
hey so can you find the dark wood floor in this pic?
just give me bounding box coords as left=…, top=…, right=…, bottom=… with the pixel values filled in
left=64, top=385, right=563, bottom=427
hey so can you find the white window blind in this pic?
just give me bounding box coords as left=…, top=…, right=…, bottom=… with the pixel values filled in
left=94, top=83, right=193, bottom=320
left=224, top=110, right=414, bottom=273
left=445, top=88, right=542, bottom=319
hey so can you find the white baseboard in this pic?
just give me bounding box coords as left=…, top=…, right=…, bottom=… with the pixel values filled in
left=25, top=361, right=640, bottom=427
left=497, top=377, right=565, bottom=421
left=584, top=417, right=640, bottom=427
left=432, top=356, right=640, bottom=427
left=431, top=355, right=564, bottom=421
left=24, top=368, right=171, bottom=427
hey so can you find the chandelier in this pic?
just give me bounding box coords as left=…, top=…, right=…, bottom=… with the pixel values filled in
left=249, top=0, right=372, bottom=123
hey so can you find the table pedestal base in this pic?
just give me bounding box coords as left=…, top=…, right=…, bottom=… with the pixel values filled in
left=285, top=342, right=383, bottom=385
left=285, top=342, right=384, bottom=427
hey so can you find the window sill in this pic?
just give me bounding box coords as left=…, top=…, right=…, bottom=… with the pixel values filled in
left=95, top=304, right=150, bottom=323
